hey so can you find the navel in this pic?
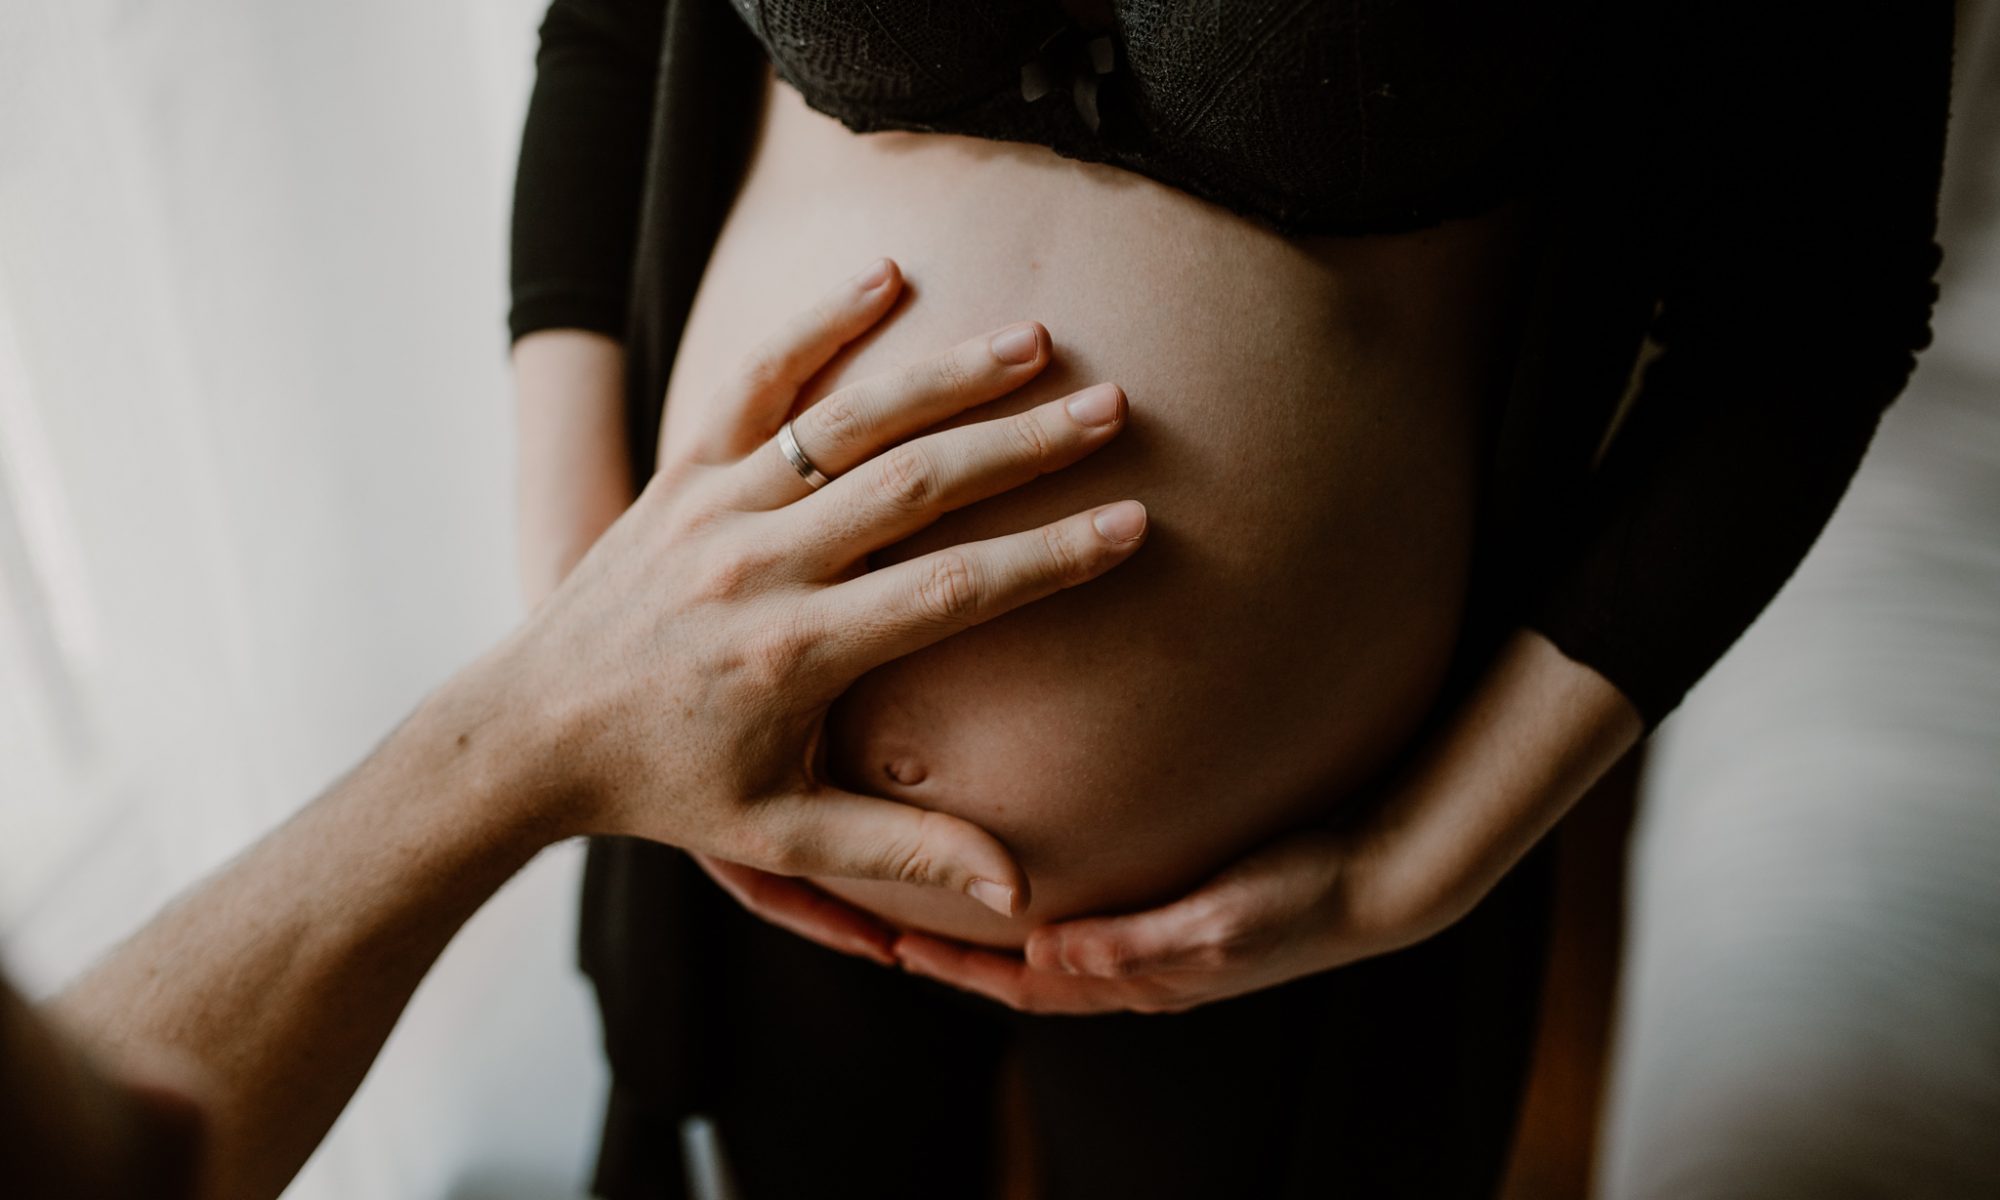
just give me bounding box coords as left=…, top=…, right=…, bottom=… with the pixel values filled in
left=883, top=757, right=928, bottom=786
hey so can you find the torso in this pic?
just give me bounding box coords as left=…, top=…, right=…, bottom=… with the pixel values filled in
left=661, top=78, right=1525, bottom=945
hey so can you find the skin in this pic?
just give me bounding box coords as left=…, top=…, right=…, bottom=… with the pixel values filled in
left=891, top=629, right=1643, bottom=1013
left=661, top=81, right=1530, bottom=944
left=517, top=80, right=1645, bottom=997
left=514, top=325, right=632, bottom=606
left=2, top=261, right=1148, bottom=1198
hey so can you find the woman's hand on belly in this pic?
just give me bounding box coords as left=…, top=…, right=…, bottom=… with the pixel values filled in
left=892, top=633, right=1644, bottom=1013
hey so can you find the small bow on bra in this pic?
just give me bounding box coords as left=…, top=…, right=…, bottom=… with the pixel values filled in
left=1020, top=24, right=1118, bottom=133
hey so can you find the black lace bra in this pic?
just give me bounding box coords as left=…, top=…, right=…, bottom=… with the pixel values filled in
left=725, top=0, right=1578, bottom=234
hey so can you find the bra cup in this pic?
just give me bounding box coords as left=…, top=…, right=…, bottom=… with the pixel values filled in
left=724, top=0, right=1570, bottom=231
left=1121, top=0, right=1562, bottom=218
left=1117, top=0, right=1356, bottom=198
left=734, top=0, right=1054, bottom=123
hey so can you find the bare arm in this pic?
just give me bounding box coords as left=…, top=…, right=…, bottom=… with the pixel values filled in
left=20, top=265, right=1148, bottom=1197
left=54, top=693, right=549, bottom=1200
left=509, top=0, right=667, bottom=604
left=1343, top=630, right=1642, bottom=943
left=513, top=328, right=633, bottom=604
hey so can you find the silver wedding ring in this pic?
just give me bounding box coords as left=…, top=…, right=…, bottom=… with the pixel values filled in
left=777, top=419, right=832, bottom=490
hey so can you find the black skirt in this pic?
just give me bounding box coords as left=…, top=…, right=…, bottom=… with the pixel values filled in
left=579, top=836, right=1554, bottom=1200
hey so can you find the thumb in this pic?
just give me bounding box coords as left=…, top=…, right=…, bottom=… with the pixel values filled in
left=1024, top=890, right=1220, bottom=979
left=761, top=789, right=1028, bottom=918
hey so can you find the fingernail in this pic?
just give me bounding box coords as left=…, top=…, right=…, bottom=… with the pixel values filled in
left=855, top=257, right=894, bottom=291
left=966, top=878, right=1017, bottom=917
left=1092, top=500, right=1147, bottom=543
left=989, top=323, right=1041, bottom=365
left=1065, top=383, right=1123, bottom=427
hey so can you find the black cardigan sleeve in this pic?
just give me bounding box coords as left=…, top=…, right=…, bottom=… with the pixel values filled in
left=508, top=0, right=668, bottom=342
left=1525, top=7, right=1954, bottom=727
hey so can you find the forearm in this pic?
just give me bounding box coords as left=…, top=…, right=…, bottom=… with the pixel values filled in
left=53, top=669, right=548, bottom=1200
left=3, top=264, right=1141, bottom=1189
left=1360, top=629, right=1643, bottom=936
left=514, top=328, right=635, bottom=602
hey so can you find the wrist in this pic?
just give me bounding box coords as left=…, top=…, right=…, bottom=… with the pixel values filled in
left=1320, top=823, right=1453, bottom=956
left=1339, top=631, right=1643, bottom=942
left=395, top=647, right=586, bottom=865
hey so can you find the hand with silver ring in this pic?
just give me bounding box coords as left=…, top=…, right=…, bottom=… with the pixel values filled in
left=498, top=257, right=1144, bottom=927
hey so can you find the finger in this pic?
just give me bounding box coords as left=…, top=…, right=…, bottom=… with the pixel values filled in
left=727, top=320, right=1052, bottom=509
left=751, top=789, right=1029, bottom=918
left=1024, top=891, right=1227, bottom=978
left=784, top=383, right=1127, bottom=573
left=893, top=934, right=1137, bottom=1016
left=803, top=500, right=1147, bottom=678
left=695, top=855, right=897, bottom=966
left=689, top=257, right=904, bottom=463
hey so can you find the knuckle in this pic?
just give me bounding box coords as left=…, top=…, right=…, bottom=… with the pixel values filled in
left=1038, top=522, right=1089, bottom=586
left=743, top=608, right=817, bottom=687
left=915, top=551, right=982, bottom=626
left=762, top=834, right=810, bottom=876
left=1191, top=905, right=1256, bottom=967
left=694, top=531, right=784, bottom=600
left=721, top=817, right=782, bottom=873
left=881, top=812, right=951, bottom=887
left=1007, top=411, right=1057, bottom=465
left=736, top=347, right=789, bottom=396
left=808, top=293, right=846, bottom=333
left=699, top=550, right=761, bottom=601
left=739, top=820, right=809, bottom=876
left=809, top=390, right=865, bottom=450
left=872, top=444, right=938, bottom=512
left=673, top=495, right=728, bottom=538
left=930, top=348, right=980, bottom=397
left=1085, top=939, right=1137, bottom=979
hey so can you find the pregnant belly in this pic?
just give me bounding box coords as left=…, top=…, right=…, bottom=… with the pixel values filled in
left=660, top=79, right=1524, bottom=946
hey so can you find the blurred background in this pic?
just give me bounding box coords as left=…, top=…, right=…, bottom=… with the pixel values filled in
left=0, top=3, right=602, bottom=1197
left=1, top=4, right=1995, bottom=1199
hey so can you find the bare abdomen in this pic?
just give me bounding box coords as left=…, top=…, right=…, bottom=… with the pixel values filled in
left=660, top=80, right=1522, bottom=945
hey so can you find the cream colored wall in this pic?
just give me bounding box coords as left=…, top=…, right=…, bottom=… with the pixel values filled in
left=0, top=3, right=605, bottom=1196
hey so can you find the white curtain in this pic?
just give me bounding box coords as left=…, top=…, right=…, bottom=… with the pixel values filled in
left=0, top=3, right=604, bottom=1197
left=1601, top=7, right=2000, bottom=1196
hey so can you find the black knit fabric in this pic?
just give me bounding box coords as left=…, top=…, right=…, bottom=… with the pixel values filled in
left=1519, top=6, right=1954, bottom=722
left=727, top=0, right=1576, bottom=235
left=508, top=0, right=666, bottom=341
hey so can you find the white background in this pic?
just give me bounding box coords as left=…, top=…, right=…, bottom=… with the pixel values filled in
left=0, top=3, right=603, bottom=1196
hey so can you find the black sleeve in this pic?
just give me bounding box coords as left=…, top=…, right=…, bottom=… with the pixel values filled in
left=1526, top=6, right=1954, bottom=727
left=508, top=0, right=668, bottom=342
